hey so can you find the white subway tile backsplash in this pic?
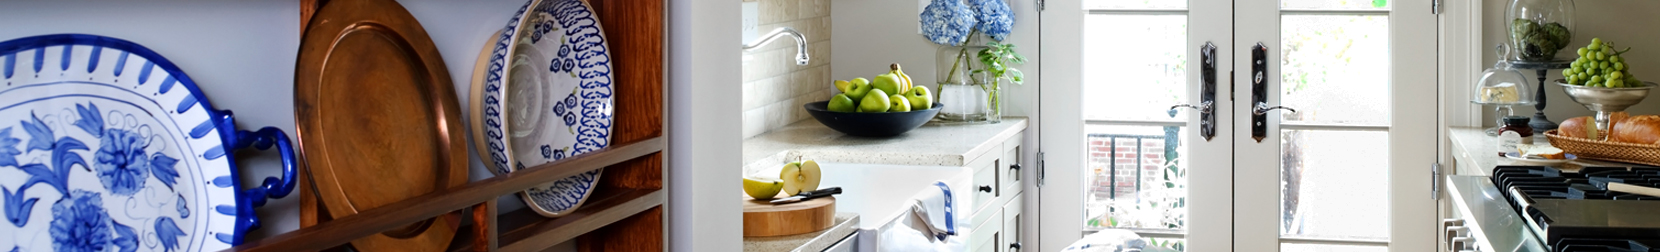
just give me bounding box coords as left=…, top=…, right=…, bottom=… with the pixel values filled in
left=746, top=108, right=769, bottom=139
left=743, top=0, right=830, bottom=138
left=799, top=0, right=828, bottom=20
left=743, top=80, right=761, bottom=110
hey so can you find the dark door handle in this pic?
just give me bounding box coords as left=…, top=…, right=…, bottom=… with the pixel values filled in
left=1249, top=42, right=1288, bottom=143
left=979, top=185, right=992, bottom=193
left=1010, top=242, right=1022, bottom=250
left=1009, top=164, right=1021, bottom=170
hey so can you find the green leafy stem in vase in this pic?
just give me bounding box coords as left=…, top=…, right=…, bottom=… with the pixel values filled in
left=972, top=41, right=1025, bottom=115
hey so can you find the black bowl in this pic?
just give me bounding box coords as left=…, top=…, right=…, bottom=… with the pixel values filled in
left=804, top=101, right=943, bottom=137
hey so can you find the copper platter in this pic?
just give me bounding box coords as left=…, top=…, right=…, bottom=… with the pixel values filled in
left=293, top=0, right=468, bottom=250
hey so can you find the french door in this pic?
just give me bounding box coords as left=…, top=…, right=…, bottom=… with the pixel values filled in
left=1036, top=0, right=1437, bottom=251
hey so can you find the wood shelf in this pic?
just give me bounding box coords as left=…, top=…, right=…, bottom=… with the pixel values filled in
left=227, top=137, right=663, bottom=252
left=445, top=189, right=664, bottom=252
left=244, top=0, right=667, bottom=251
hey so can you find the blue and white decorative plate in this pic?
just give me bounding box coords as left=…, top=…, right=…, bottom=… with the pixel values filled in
left=0, top=34, right=297, bottom=251
left=472, top=0, right=613, bottom=217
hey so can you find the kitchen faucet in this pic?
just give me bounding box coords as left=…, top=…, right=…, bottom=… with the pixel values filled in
left=743, top=27, right=809, bottom=65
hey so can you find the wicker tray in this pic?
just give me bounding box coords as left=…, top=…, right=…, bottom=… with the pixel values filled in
left=1544, top=129, right=1660, bottom=166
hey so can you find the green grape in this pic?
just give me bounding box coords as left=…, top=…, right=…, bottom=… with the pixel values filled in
left=1592, top=75, right=1604, bottom=84
left=1590, top=43, right=1602, bottom=51
left=1593, top=37, right=1604, bottom=44
left=1611, top=55, right=1622, bottom=63
left=1613, top=71, right=1624, bottom=79
left=1579, top=47, right=1589, bottom=56
left=1597, top=52, right=1607, bottom=60
left=1601, top=61, right=1611, bottom=69
left=1569, top=76, right=1580, bottom=85
left=1616, top=62, right=1626, bottom=71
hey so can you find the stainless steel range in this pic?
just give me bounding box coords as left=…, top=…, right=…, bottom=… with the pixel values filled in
left=1444, top=166, right=1660, bottom=252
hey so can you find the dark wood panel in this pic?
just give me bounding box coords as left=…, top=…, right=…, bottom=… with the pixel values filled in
left=590, top=0, right=666, bottom=191
left=487, top=189, right=663, bottom=252
left=578, top=207, right=664, bottom=252
left=226, top=137, right=664, bottom=252
left=579, top=0, right=668, bottom=250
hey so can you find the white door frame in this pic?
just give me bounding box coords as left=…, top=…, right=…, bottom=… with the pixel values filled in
left=1388, top=1, right=1440, bottom=251
left=1036, top=0, right=1239, bottom=250
left=1038, top=0, right=1440, bottom=251
left=1036, top=1, right=1084, bottom=250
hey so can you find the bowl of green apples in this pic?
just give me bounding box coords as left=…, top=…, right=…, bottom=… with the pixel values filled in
left=807, top=66, right=942, bottom=137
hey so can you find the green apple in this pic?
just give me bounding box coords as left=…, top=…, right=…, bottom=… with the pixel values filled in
left=778, top=160, right=823, bottom=196
left=743, top=177, right=785, bottom=200
left=872, top=72, right=904, bottom=97
left=888, top=94, right=911, bottom=112
left=858, top=89, right=891, bottom=113
left=905, top=86, right=933, bottom=110
left=834, top=80, right=854, bottom=93
left=827, top=94, right=857, bottom=112
left=845, top=78, right=874, bottom=102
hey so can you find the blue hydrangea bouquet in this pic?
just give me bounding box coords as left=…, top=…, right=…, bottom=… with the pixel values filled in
left=921, top=0, right=1025, bottom=121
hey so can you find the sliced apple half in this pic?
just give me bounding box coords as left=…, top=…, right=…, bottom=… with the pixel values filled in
left=779, top=162, right=803, bottom=196
left=798, top=160, right=822, bottom=192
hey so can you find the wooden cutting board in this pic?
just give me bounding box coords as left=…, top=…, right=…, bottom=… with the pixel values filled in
left=743, top=193, right=836, bottom=237
left=294, top=0, right=467, bottom=250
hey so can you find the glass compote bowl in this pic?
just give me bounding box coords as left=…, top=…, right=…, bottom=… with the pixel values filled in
left=1558, top=80, right=1656, bottom=140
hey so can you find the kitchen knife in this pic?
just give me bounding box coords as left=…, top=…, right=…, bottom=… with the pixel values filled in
left=770, top=187, right=843, bottom=204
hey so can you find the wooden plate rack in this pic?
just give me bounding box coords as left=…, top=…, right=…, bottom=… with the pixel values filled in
left=229, top=0, right=667, bottom=251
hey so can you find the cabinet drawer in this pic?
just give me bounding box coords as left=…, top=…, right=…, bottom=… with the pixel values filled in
left=970, top=211, right=1003, bottom=252
left=1002, top=194, right=1023, bottom=252
left=1001, top=135, right=1023, bottom=196
left=969, top=153, right=998, bottom=214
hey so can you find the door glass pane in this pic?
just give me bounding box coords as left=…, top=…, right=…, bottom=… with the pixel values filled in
left=1282, top=242, right=1388, bottom=252
left=1280, top=15, right=1390, bottom=126
left=1280, top=130, right=1389, bottom=240
left=1083, top=14, right=1187, bottom=121
left=1085, top=0, right=1186, bottom=10
left=1085, top=125, right=1187, bottom=231
left=1280, top=0, right=1389, bottom=10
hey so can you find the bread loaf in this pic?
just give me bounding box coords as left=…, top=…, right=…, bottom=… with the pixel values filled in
left=1612, top=115, right=1660, bottom=144
left=1560, top=112, right=1629, bottom=139
left=1560, top=116, right=1594, bottom=138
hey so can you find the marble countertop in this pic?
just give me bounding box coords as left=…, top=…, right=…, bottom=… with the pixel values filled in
left=743, top=118, right=1028, bottom=169
left=1448, top=127, right=1644, bottom=175
left=743, top=213, right=860, bottom=252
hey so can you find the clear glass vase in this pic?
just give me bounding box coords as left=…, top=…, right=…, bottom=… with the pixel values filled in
left=972, top=73, right=1006, bottom=123
left=936, top=44, right=996, bottom=122
left=1507, top=0, right=1575, bottom=61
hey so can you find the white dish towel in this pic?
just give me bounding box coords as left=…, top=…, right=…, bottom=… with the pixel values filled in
left=910, top=181, right=956, bottom=241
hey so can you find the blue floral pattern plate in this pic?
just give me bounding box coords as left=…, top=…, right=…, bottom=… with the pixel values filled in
left=0, top=34, right=298, bottom=251
left=472, top=0, right=613, bottom=217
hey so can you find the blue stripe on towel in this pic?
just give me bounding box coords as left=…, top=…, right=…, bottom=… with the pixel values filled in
left=934, top=181, right=955, bottom=241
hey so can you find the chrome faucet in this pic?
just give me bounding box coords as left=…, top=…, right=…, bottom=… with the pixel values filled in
left=743, top=27, right=809, bottom=65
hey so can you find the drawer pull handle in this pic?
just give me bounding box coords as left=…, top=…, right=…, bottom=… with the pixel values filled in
left=979, top=185, right=992, bottom=192
left=1010, top=164, right=1021, bottom=170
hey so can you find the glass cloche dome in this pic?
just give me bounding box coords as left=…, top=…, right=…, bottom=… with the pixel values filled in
left=1474, top=45, right=1536, bottom=106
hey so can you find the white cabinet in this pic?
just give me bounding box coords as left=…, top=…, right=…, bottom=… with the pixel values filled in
left=966, top=130, right=1026, bottom=252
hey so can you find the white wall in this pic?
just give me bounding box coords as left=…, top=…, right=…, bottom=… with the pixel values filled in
left=670, top=0, right=746, bottom=251
left=1479, top=0, right=1660, bottom=126
left=0, top=1, right=574, bottom=249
